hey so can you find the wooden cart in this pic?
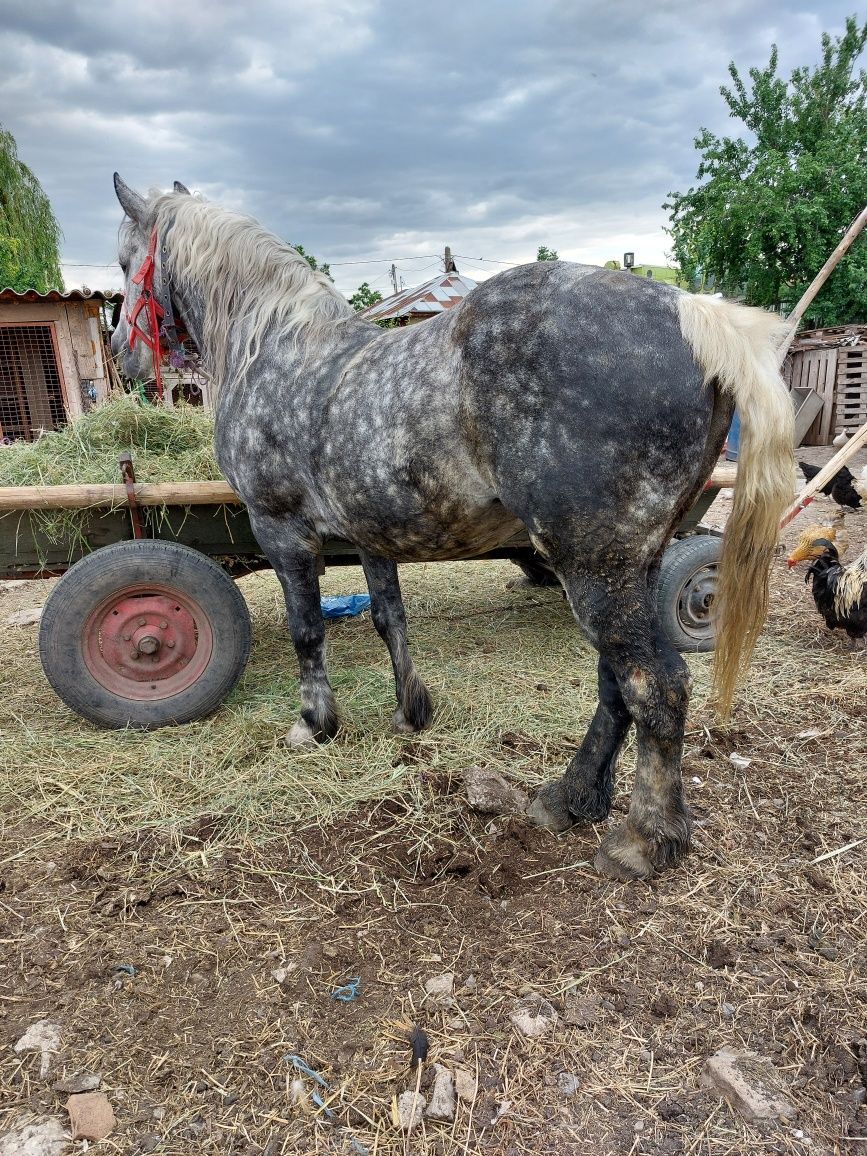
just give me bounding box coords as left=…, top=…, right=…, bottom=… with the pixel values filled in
left=0, top=465, right=735, bottom=728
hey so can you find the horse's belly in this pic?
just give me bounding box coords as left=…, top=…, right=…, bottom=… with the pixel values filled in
left=330, top=499, right=523, bottom=562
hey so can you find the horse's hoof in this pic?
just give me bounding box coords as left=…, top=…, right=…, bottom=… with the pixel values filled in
left=593, top=820, right=692, bottom=881
left=526, top=781, right=575, bottom=833
left=594, top=827, right=656, bottom=881
left=392, top=708, right=418, bottom=734
left=285, top=719, right=317, bottom=749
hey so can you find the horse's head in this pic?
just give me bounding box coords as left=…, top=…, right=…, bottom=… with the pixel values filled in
left=111, top=173, right=190, bottom=381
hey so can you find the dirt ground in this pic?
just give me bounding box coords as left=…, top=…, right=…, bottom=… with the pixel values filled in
left=1, top=447, right=865, bottom=1156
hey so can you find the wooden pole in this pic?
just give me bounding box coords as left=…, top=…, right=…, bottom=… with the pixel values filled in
left=780, top=416, right=867, bottom=529
left=0, top=480, right=240, bottom=510
left=0, top=466, right=740, bottom=511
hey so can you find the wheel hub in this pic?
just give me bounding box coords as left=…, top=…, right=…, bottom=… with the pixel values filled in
left=83, top=588, right=212, bottom=700
left=678, top=567, right=717, bottom=633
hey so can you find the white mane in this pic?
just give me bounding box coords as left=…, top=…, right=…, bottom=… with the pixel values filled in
left=149, top=192, right=354, bottom=394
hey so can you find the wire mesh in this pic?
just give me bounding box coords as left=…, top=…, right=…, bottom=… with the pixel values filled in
left=0, top=324, right=66, bottom=442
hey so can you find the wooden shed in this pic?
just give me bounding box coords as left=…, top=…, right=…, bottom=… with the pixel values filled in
left=0, top=288, right=120, bottom=442
left=783, top=325, right=867, bottom=445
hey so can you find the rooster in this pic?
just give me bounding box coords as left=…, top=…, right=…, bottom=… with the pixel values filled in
left=786, top=524, right=867, bottom=648
left=798, top=461, right=867, bottom=511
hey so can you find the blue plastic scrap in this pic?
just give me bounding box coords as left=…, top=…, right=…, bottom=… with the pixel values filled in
left=285, top=1053, right=329, bottom=1087
left=320, top=594, right=371, bottom=620
left=331, top=976, right=361, bottom=1002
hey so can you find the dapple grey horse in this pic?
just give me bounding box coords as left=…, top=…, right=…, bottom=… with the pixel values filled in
left=111, top=175, right=793, bottom=880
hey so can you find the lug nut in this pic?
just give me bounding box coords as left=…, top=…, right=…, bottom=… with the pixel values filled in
left=137, top=617, right=146, bottom=627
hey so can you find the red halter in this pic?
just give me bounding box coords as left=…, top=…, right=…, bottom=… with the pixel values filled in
left=126, top=227, right=166, bottom=399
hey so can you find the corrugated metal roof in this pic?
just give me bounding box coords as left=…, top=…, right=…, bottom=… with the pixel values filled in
left=359, top=272, right=476, bottom=321
left=0, top=287, right=123, bottom=304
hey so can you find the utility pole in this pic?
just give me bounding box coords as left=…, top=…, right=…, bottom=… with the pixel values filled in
left=444, top=246, right=457, bottom=273
left=390, top=263, right=399, bottom=294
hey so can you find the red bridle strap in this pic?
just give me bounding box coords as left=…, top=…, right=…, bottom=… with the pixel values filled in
left=126, top=227, right=165, bottom=399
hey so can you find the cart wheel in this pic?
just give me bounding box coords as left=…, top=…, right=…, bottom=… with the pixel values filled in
left=656, top=535, right=722, bottom=653
left=39, top=540, right=251, bottom=729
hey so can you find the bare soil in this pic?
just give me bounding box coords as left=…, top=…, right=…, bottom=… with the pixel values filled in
left=1, top=447, right=865, bottom=1155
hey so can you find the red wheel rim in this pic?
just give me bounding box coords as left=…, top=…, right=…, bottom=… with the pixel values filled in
left=82, top=583, right=213, bottom=701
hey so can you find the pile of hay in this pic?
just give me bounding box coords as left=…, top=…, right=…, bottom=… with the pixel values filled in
left=0, top=392, right=221, bottom=487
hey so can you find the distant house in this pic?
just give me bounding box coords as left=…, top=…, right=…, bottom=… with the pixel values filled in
left=359, top=271, right=477, bottom=326
left=0, top=287, right=120, bottom=442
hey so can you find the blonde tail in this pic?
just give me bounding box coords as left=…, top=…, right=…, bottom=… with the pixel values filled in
left=677, top=295, right=794, bottom=718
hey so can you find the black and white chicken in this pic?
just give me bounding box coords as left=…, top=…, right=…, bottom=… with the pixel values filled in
left=786, top=524, right=867, bottom=648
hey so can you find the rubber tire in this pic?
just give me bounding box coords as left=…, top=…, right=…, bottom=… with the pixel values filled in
left=656, top=535, right=722, bottom=654
left=39, top=540, right=252, bottom=729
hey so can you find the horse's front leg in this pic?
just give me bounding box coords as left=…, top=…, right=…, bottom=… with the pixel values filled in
left=528, top=655, right=631, bottom=831
left=359, top=552, right=433, bottom=733
left=249, top=513, right=339, bottom=746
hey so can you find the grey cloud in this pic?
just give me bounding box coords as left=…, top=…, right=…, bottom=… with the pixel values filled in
left=0, top=0, right=856, bottom=294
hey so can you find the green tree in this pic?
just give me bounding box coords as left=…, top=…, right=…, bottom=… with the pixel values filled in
left=536, top=244, right=559, bottom=261
left=348, top=281, right=383, bottom=311
left=664, top=17, right=867, bottom=325
left=0, top=124, right=63, bottom=293
left=292, top=241, right=331, bottom=280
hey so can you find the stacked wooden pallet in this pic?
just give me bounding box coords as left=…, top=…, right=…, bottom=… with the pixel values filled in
left=783, top=325, right=867, bottom=444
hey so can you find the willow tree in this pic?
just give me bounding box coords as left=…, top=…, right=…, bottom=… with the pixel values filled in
left=0, top=125, right=63, bottom=293
left=665, top=17, right=867, bottom=326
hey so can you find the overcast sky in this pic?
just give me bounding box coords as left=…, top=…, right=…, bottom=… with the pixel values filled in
left=0, top=0, right=859, bottom=297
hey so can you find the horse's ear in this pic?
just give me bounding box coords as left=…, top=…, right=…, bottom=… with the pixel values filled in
left=173, top=181, right=191, bottom=195
left=113, top=173, right=146, bottom=223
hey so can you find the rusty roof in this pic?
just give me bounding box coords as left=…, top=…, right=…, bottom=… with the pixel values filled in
left=359, top=271, right=476, bottom=322
left=0, top=287, right=123, bottom=304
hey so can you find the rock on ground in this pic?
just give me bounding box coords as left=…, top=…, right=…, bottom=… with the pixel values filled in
left=703, top=1048, right=797, bottom=1122
left=65, top=1092, right=116, bottom=1141
left=396, top=1090, right=426, bottom=1132
left=0, top=1115, right=69, bottom=1156
left=53, top=1072, right=100, bottom=1095
left=454, top=1068, right=477, bottom=1103
left=463, top=766, right=529, bottom=814
left=510, top=993, right=559, bottom=1038
left=426, top=1065, right=456, bottom=1122
left=424, top=972, right=455, bottom=1006
left=13, top=1021, right=62, bottom=1079
left=6, top=607, right=42, bottom=627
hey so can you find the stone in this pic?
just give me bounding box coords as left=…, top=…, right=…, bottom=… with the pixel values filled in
left=6, top=607, right=42, bottom=627
left=424, top=972, right=455, bottom=1006
left=509, top=993, right=559, bottom=1039
left=13, top=1021, right=62, bottom=1079
left=557, top=1072, right=580, bottom=1095
left=703, top=1048, right=796, bottom=1123
left=425, top=1065, right=456, bottom=1122
left=463, top=766, right=529, bottom=814
left=454, top=1068, right=477, bottom=1103
left=66, top=1092, right=116, bottom=1141
left=270, top=967, right=289, bottom=984
left=396, top=1090, right=426, bottom=1132
left=53, top=1072, right=101, bottom=1095
left=0, top=1115, right=69, bottom=1156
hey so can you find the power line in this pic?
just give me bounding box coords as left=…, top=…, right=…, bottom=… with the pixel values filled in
left=454, top=254, right=518, bottom=267
left=63, top=253, right=442, bottom=270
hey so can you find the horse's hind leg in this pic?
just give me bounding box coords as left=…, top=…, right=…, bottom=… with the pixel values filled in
left=545, top=567, right=692, bottom=879
left=528, top=655, right=631, bottom=831
left=249, top=513, right=339, bottom=746
left=359, top=552, right=433, bottom=732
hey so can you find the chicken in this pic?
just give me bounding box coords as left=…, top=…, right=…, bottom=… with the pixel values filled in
left=798, top=460, right=867, bottom=511
left=786, top=524, right=867, bottom=647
